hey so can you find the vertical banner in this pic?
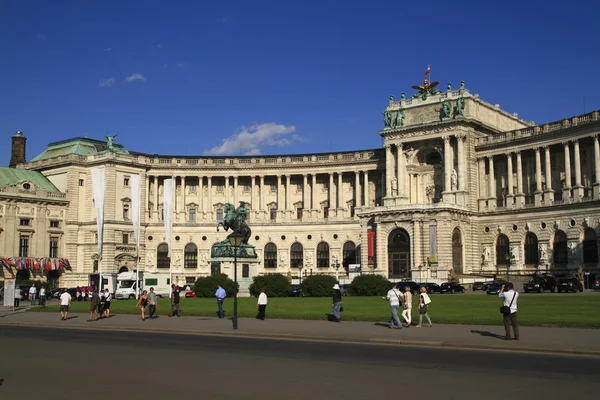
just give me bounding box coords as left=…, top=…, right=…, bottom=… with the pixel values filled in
left=3, top=278, right=15, bottom=308
left=91, top=168, right=106, bottom=258
left=163, top=178, right=173, bottom=257
left=131, top=175, right=142, bottom=248
left=429, top=224, right=438, bottom=263
left=367, top=228, right=375, bottom=266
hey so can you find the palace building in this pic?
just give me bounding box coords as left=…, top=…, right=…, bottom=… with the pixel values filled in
left=1, top=78, right=600, bottom=289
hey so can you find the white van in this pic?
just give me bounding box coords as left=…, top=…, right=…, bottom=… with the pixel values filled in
left=114, top=271, right=171, bottom=300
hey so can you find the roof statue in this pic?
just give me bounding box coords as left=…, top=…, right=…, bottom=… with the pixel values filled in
left=104, top=134, right=118, bottom=152
left=411, top=78, right=442, bottom=100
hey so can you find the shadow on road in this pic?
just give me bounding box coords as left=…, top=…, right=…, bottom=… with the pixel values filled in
left=65, top=316, right=79, bottom=321
left=373, top=323, right=393, bottom=329
left=471, top=330, right=505, bottom=340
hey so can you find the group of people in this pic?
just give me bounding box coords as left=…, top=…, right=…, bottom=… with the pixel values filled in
left=87, top=288, right=112, bottom=321
left=215, top=285, right=268, bottom=320
left=13, top=284, right=47, bottom=307
left=135, top=284, right=180, bottom=321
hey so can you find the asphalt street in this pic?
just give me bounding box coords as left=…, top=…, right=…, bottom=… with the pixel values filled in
left=1, top=326, right=599, bottom=400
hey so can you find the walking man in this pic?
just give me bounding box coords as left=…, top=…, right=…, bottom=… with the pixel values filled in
left=332, top=284, right=342, bottom=322
left=256, top=288, right=268, bottom=320
left=386, top=283, right=403, bottom=329
left=147, top=287, right=157, bottom=319
left=89, top=289, right=99, bottom=321
left=499, top=282, right=520, bottom=340
left=215, top=285, right=226, bottom=318
left=103, top=289, right=112, bottom=318
left=59, top=288, right=72, bottom=320
left=169, top=285, right=181, bottom=317
left=29, top=284, right=37, bottom=306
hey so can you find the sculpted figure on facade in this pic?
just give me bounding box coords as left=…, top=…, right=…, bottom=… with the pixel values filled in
left=441, top=100, right=452, bottom=120
left=482, top=246, right=490, bottom=264
left=451, top=169, right=458, bottom=191
left=539, top=244, right=547, bottom=262
left=104, top=134, right=118, bottom=152
left=173, top=252, right=182, bottom=266
left=510, top=246, right=519, bottom=262
left=391, top=178, right=398, bottom=196
left=146, top=252, right=154, bottom=267
left=395, top=109, right=405, bottom=128
left=381, top=109, right=392, bottom=129
left=454, top=97, right=465, bottom=118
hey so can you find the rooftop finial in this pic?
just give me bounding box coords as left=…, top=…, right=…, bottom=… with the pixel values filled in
left=14, top=130, right=23, bottom=137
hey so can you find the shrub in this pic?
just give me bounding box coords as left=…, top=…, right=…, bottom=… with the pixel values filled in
left=301, top=274, right=338, bottom=297
left=349, top=274, right=391, bottom=296
left=193, top=274, right=238, bottom=298
left=249, top=273, right=291, bottom=298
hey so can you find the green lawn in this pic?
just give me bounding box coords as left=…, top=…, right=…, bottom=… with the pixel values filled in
left=31, top=294, right=600, bottom=329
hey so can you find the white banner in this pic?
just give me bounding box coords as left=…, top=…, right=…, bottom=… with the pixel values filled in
left=3, top=278, right=15, bottom=307
left=163, top=178, right=173, bottom=257
left=131, top=175, right=142, bottom=248
left=91, top=168, right=106, bottom=257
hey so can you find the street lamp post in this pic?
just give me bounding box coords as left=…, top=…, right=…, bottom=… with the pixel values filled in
left=504, top=253, right=510, bottom=282
left=298, top=264, right=304, bottom=285
left=229, top=232, right=244, bottom=330
left=333, top=255, right=340, bottom=281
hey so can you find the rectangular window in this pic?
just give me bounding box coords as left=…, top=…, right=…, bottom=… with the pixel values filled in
left=189, top=208, right=197, bottom=222
left=79, top=179, right=84, bottom=186
left=49, top=238, right=59, bottom=258
left=186, top=277, right=196, bottom=284
left=270, top=208, right=277, bottom=221
left=270, top=184, right=277, bottom=192
left=124, top=177, right=130, bottom=186
left=19, top=236, right=29, bottom=257
left=122, top=233, right=129, bottom=244
left=50, top=220, right=60, bottom=228
left=323, top=206, right=329, bottom=219
left=243, top=184, right=251, bottom=192
left=216, top=208, right=224, bottom=221
left=145, top=279, right=158, bottom=286
left=242, top=264, right=249, bottom=278
left=20, top=219, right=30, bottom=226
left=123, top=204, right=130, bottom=220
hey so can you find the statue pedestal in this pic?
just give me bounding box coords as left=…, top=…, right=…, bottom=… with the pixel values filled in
left=208, top=255, right=261, bottom=297
left=455, top=191, right=468, bottom=206
left=562, top=187, right=572, bottom=203
left=543, top=189, right=554, bottom=205
left=573, top=185, right=585, bottom=202
left=515, top=194, right=525, bottom=208
left=442, top=191, right=455, bottom=204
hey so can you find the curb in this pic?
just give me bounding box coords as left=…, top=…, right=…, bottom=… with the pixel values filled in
left=2, top=321, right=600, bottom=357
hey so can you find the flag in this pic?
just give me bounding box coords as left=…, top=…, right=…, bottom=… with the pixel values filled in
left=34, top=258, right=40, bottom=270
left=64, top=259, right=71, bottom=269
left=45, top=259, right=51, bottom=271
left=91, top=168, right=106, bottom=258
left=131, top=175, right=142, bottom=250
left=425, top=65, right=431, bottom=76
left=163, top=178, right=174, bottom=257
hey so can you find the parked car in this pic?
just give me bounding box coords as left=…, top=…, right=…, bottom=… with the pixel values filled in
left=486, top=282, right=503, bottom=295
left=417, top=282, right=441, bottom=294
left=289, top=285, right=303, bottom=297
left=482, top=280, right=506, bottom=291
left=393, top=280, right=420, bottom=295
left=440, top=282, right=465, bottom=294
left=557, top=278, right=583, bottom=293
left=523, top=276, right=557, bottom=293
left=184, top=291, right=196, bottom=298
left=472, top=282, right=485, bottom=291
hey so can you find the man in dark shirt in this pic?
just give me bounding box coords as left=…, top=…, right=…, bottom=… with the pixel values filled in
left=169, top=285, right=181, bottom=317
left=89, top=290, right=99, bottom=321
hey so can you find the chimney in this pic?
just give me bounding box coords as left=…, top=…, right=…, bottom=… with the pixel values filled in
left=9, top=130, right=26, bottom=168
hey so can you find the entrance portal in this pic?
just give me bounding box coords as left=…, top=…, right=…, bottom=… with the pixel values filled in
left=388, top=229, right=410, bottom=279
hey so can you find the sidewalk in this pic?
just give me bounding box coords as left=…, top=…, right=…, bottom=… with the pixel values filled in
left=1, top=309, right=599, bottom=356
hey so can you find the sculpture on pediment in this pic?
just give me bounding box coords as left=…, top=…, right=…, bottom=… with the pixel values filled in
left=454, top=97, right=465, bottom=118
left=381, top=109, right=392, bottom=129
left=105, top=134, right=118, bottom=152
left=441, top=100, right=452, bottom=120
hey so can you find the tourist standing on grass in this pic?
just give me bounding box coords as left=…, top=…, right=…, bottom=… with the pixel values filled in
left=215, top=285, right=226, bottom=318
left=29, top=284, right=37, bottom=306
left=256, top=288, right=268, bottom=320
left=103, top=289, right=112, bottom=318
left=89, top=290, right=99, bottom=321
left=59, top=288, right=71, bottom=320
left=14, top=286, right=21, bottom=307
left=386, top=283, right=403, bottom=329
left=39, top=287, right=47, bottom=307
left=401, top=286, right=413, bottom=327
left=499, top=283, right=519, bottom=340
left=416, top=286, right=432, bottom=328
left=332, top=284, right=342, bottom=322
left=136, top=290, right=149, bottom=321
left=169, top=285, right=181, bottom=317
left=147, top=287, right=157, bottom=319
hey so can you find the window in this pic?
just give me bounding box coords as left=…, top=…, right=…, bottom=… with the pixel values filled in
left=20, top=219, right=30, bottom=226
left=317, top=242, right=330, bottom=268
left=270, top=208, right=277, bottom=221
left=123, top=204, right=130, bottom=220
left=93, top=260, right=98, bottom=272
left=242, top=264, right=249, bottom=278
left=216, top=184, right=224, bottom=192
left=157, top=243, right=170, bottom=268
left=145, top=279, right=158, bottom=286
left=496, top=234, right=510, bottom=266
left=189, top=208, right=197, bottom=222
left=184, top=243, right=198, bottom=268
left=216, top=208, right=224, bottom=221
left=189, top=184, right=197, bottom=192
left=291, top=243, right=303, bottom=268
left=583, top=228, right=598, bottom=263
left=23, top=183, right=31, bottom=190
left=264, top=243, right=277, bottom=268
left=323, top=206, right=329, bottom=219
left=19, top=236, right=29, bottom=257
left=79, top=179, right=84, bottom=186
left=524, top=232, right=539, bottom=265
left=297, top=207, right=303, bottom=220
left=343, top=241, right=356, bottom=269
left=49, top=238, right=59, bottom=258
left=211, top=261, right=221, bottom=275
left=124, top=177, right=130, bottom=186
left=50, top=220, right=60, bottom=228
left=350, top=205, right=355, bottom=217
left=122, top=233, right=129, bottom=244
left=185, top=277, right=196, bottom=284
left=553, top=230, right=568, bottom=265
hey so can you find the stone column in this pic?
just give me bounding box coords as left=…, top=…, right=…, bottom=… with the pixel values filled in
left=563, top=142, right=572, bottom=203
left=385, top=144, right=393, bottom=198
left=233, top=176, right=238, bottom=205
left=535, top=148, right=543, bottom=206
left=442, top=136, right=455, bottom=203
left=457, top=134, right=466, bottom=191
left=285, top=174, right=291, bottom=217
left=207, top=176, right=213, bottom=218
left=544, top=146, right=554, bottom=203
left=311, top=173, right=317, bottom=216
left=412, top=221, right=422, bottom=277
left=251, top=176, right=256, bottom=218
left=396, top=144, right=405, bottom=199
left=155, top=176, right=160, bottom=220
left=225, top=176, right=230, bottom=204
left=573, top=139, right=584, bottom=201
left=506, top=153, right=514, bottom=208
left=172, top=175, right=176, bottom=221
left=277, top=175, right=283, bottom=218
left=363, top=170, right=369, bottom=208
left=198, top=176, right=204, bottom=217
left=182, top=176, right=187, bottom=220
left=337, top=172, right=343, bottom=216
left=515, top=151, right=525, bottom=208
left=328, top=173, right=334, bottom=217
left=145, top=174, right=150, bottom=219
left=303, top=174, right=308, bottom=219
left=488, top=156, right=497, bottom=210
left=477, top=158, right=487, bottom=211
left=593, top=136, right=600, bottom=199
left=260, top=176, right=265, bottom=215
left=355, top=171, right=361, bottom=208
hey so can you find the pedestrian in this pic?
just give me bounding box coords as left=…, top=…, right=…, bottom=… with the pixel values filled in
left=39, top=287, right=47, bottom=307
left=103, top=289, right=112, bottom=318
left=499, top=282, right=519, bottom=340
left=97, top=289, right=105, bottom=318
left=14, top=286, right=22, bottom=308
left=169, top=285, right=181, bottom=317
left=147, top=287, right=157, bottom=319
left=136, top=290, right=149, bottom=321
left=256, top=288, right=268, bottom=320
left=332, top=284, right=342, bottom=322
left=76, top=287, right=82, bottom=302
left=215, top=285, right=226, bottom=318
left=416, top=286, right=432, bottom=328
left=29, top=284, right=37, bottom=306
left=59, top=288, right=71, bottom=320
left=89, top=289, right=99, bottom=321
left=401, top=286, right=413, bottom=327
left=385, top=283, right=403, bottom=329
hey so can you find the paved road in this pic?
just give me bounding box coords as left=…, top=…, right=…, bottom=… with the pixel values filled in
left=1, top=326, right=599, bottom=399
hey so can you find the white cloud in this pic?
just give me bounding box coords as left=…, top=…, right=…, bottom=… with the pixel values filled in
left=203, top=123, right=298, bottom=156
left=98, top=77, right=116, bottom=87
left=125, top=73, right=146, bottom=82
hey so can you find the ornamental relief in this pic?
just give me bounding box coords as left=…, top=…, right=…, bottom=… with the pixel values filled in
left=16, top=206, right=35, bottom=215
left=384, top=125, right=459, bottom=141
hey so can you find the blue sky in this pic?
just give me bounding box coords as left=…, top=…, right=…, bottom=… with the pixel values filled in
left=1, top=0, right=599, bottom=163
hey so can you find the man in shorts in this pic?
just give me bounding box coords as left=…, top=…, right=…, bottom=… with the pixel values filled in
left=103, top=289, right=112, bottom=318
left=89, top=289, right=99, bottom=321
left=60, top=289, right=72, bottom=320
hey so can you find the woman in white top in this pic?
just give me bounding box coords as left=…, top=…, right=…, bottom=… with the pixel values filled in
left=416, top=286, right=433, bottom=328
left=401, top=286, right=413, bottom=327
left=256, top=289, right=268, bottom=320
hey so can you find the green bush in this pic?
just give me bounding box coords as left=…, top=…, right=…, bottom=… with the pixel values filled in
left=249, top=273, right=291, bottom=298
left=301, top=275, right=338, bottom=297
left=349, top=274, right=391, bottom=296
left=193, top=274, right=238, bottom=298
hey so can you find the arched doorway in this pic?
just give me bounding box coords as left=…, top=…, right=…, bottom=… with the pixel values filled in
left=452, top=228, right=463, bottom=273
left=553, top=230, right=568, bottom=268
left=583, top=228, right=598, bottom=264
left=524, top=232, right=539, bottom=265
left=496, top=234, right=510, bottom=268
left=388, top=229, right=410, bottom=279
left=16, top=269, right=31, bottom=282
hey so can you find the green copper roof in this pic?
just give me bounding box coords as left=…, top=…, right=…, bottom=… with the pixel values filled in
left=0, top=167, right=61, bottom=193
left=31, top=139, right=100, bottom=162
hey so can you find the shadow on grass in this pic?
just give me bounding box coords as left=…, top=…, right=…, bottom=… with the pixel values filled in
left=471, top=330, right=506, bottom=340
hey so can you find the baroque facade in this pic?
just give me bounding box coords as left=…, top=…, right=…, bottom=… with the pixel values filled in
left=2, top=78, right=600, bottom=288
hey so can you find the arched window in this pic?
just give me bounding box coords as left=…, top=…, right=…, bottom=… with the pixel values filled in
left=553, top=230, right=568, bottom=266
left=184, top=243, right=198, bottom=269
left=496, top=234, right=510, bottom=266
left=343, top=241, right=356, bottom=269
left=290, top=242, right=303, bottom=268
left=317, top=242, right=330, bottom=268
left=157, top=243, right=170, bottom=268
left=583, top=228, right=598, bottom=263
left=524, top=232, right=539, bottom=265
left=264, top=243, right=277, bottom=268
left=452, top=228, right=463, bottom=273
